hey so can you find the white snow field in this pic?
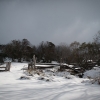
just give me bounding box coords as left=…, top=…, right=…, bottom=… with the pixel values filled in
left=0, top=62, right=100, bottom=100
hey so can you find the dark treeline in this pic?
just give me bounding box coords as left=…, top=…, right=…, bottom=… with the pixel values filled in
left=0, top=31, right=100, bottom=66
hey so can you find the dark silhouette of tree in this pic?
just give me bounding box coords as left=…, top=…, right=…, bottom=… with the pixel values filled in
left=55, top=43, right=71, bottom=63
left=36, top=41, right=56, bottom=62
left=4, top=40, right=22, bottom=61
left=3, top=39, right=33, bottom=61
left=21, top=39, right=31, bottom=61
left=94, top=31, right=100, bottom=59
left=2, top=30, right=100, bottom=67
left=70, top=41, right=80, bottom=64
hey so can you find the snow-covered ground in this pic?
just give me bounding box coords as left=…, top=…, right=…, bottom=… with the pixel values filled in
left=0, top=62, right=100, bottom=100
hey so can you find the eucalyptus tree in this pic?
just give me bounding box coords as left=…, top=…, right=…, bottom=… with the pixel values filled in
left=70, top=41, right=80, bottom=64
left=94, top=31, right=100, bottom=59
left=55, top=43, right=71, bottom=63
left=37, top=41, right=56, bottom=62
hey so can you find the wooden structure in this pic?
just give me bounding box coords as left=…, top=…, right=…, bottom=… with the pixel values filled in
left=0, top=62, right=11, bottom=72
left=27, top=55, right=84, bottom=76
left=28, top=55, right=36, bottom=70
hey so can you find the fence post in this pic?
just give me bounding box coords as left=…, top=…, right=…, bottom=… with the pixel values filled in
left=33, top=55, right=36, bottom=69
left=6, top=62, right=11, bottom=71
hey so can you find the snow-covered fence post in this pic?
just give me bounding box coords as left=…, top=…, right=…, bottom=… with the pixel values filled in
left=59, top=58, right=63, bottom=70
left=33, top=55, right=36, bottom=69
left=60, top=58, right=62, bottom=65
left=28, top=55, right=36, bottom=70
left=5, top=62, right=11, bottom=71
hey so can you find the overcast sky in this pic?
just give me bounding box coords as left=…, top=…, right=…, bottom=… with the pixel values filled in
left=0, top=0, right=100, bottom=45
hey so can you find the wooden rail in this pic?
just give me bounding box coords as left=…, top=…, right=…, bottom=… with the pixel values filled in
left=0, top=62, right=11, bottom=72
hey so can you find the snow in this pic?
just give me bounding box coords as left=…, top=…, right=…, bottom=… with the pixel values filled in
left=51, top=61, right=58, bottom=64
left=3, top=57, right=12, bottom=62
left=0, top=62, right=100, bottom=100
left=68, top=65, right=74, bottom=68
left=84, top=67, right=100, bottom=79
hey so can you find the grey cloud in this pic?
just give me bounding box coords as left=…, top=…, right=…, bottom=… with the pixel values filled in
left=0, top=0, right=100, bottom=45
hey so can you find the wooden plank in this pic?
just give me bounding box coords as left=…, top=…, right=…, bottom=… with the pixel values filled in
left=0, top=67, right=6, bottom=68
left=36, top=65, right=55, bottom=69
left=0, top=67, right=6, bottom=71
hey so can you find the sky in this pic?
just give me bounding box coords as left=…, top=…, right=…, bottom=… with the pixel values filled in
left=0, top=0, right=100, bottom=45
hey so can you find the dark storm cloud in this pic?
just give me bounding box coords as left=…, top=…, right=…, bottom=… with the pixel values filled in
left=0, top=0, right=100, bottom=45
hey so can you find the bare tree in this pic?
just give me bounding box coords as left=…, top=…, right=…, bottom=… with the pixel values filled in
left=70, top=41, right=80, bottom=64
left=93, top=31, right=100, bottom=63
left=94, top=31, right=100, bottom=44
left=55, top=43, right=71, bottom=63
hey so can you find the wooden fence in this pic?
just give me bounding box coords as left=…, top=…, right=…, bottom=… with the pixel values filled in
left=0, top=62, right=11, bottom=72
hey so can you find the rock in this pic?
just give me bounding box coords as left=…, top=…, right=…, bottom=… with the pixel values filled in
left=20, top=76, right=30, bottom=80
